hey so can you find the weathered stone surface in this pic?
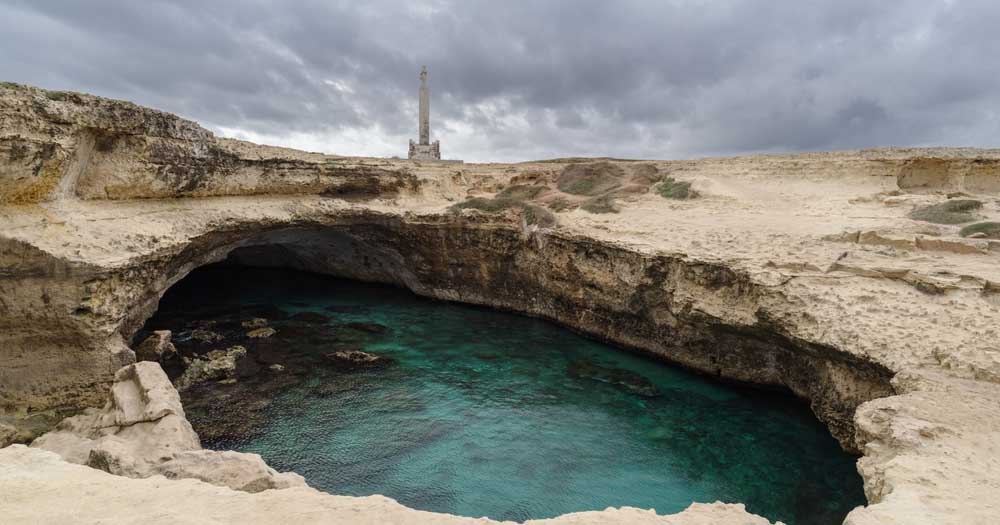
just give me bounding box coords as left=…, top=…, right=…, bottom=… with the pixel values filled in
left=246, top=326, right=276, bottom=338
left=135, top=330, right=178, bottom=364
left=175, top=346, right=252, bottom=391
left=157, top=450, right=307, bottom=493
left=3, top=84, right=1000, bottom=524
left=30, top=362, right=302, bottom=494
left=0, top=445, right=778, bottom=524
left=0, top=422, right=17, bottom=447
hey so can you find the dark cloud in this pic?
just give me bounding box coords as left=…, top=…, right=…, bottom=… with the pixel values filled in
left=1, top=0, right=998, bottom=161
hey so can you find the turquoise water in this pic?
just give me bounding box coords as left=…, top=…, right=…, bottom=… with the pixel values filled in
left=151, top=266, right=865, bottom=525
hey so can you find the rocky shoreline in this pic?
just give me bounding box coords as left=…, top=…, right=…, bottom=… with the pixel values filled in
left=2, top=83, right=1000, bottom=524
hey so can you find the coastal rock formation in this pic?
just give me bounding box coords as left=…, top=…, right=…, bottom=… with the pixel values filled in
left=174, top=345, right=257, bottom=390
left=0, top=445, right=778, bottom=525
left=135, top=330, right=179, bottom=365
left=2, top=83, right=1000, bottom=523
left=30, top=361, right=303, bottom=493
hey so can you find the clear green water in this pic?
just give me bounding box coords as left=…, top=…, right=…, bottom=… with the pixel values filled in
left=152, top=266, right=865, bottom=525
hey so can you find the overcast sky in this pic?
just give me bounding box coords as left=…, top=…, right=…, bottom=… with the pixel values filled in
left=2, top=0, right=998, bottom=162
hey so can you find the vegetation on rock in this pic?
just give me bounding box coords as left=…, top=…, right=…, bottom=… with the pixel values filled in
left=556, top=162, right=625, bottom=196
left=909, top=199, right=982, bottom=224
left=657, top=177, right=697, bottom=200
left=959, top=221, right=1000, bottom=239
left=580, top=194, right=619, bottom=214
left=450, top=186, right=557, bottom=227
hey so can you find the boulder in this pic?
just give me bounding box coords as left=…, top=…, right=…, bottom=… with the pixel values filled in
left=246, top=327, right=277, bottom=339
left=134, top=330, right=178, bottom=364
left=189, top=329, right=224, bottom=344
left=175, top=345, right=257, bottom=390
left=324, top=350, right=395, bottom=371
left=156, top=450, right=306, bottom=492
left=31, top=362, right=303, bottom=493
left=241, top=317, right=268, bottom=329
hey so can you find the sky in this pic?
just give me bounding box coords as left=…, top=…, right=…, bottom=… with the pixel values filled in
left=1, top=0, right=998, bottom=162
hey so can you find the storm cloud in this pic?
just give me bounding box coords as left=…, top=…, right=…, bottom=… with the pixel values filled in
left=2, top=0, right=998, bottom=161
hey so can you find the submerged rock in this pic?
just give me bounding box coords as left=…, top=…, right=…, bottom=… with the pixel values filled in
left=567, top=359, right=661, bottom=397
left=189, top=329, right=224, bottom=344
left=324, top=350, right=395, bottom=371
left=290, top=311, right=330, bottom=323
left=246, top=327, right=277, bottom=339
left=344, top=322, right=390, bottom=334
left=175, top=345, right=258, bottom=391
left=241, top=317, right=268, bottom=329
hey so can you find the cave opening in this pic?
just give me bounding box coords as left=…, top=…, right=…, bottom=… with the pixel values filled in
left=132, top=244, right=867, bottom=525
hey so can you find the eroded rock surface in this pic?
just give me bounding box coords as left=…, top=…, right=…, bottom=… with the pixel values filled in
left=0, top=445, right=778, bottom=525
left=2, top=83, right=1000, bottom=524
left=30, top=361, right=303, bottom=493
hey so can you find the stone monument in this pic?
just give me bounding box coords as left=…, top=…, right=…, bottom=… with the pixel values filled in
left=408, top=66, right=441, bottom=160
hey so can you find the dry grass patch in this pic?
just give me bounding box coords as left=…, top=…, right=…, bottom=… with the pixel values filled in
left=556, top=162, right=625, bottom=196
left=657, top=177, right=697, bottom=199
left=580, top=194, right=619, bottom=214
left=909, top=199, right=982, bottom=224
left=959, top=222, right=1000, bottom=239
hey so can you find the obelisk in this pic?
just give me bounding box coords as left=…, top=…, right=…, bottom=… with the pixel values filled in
left=419, top=66, right=430, bottom=145
left=408, top=65, right=441, bottom=160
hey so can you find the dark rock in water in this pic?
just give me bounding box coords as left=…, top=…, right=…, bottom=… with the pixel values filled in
left=189, top=329, right=225, bottom=344
left=290, top=311, right=330, bottom=323
left=241, top=318, right=268, bottom=329
left=324, top=305, right=365, bottom=314
left=324, top=350, right=395, bottom=371
left=567, top=359, right=661, bottom=397
left=344, top=322, right=389, bottom=334
left=251, top=340, right=290, bottom=366
left=239, top=304, right=288, bottom=321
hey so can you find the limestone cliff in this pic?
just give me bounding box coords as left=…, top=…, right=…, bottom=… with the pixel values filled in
left=1, top=82, right=999, bottom=524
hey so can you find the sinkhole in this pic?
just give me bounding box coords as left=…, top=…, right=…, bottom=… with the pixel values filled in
left=135, top=261, right=866, bottom=525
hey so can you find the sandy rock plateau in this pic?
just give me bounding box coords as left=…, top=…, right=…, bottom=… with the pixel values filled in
left=1, top=82, right=999, bottom=524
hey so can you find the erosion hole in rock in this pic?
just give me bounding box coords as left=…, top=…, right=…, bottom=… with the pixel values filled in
left=132, top=243, right=867, bottom=525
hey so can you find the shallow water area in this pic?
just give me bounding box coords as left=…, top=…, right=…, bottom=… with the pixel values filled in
left=144, top=266, right=865, bottom=525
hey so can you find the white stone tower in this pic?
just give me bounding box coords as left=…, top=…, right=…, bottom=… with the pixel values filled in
left=408, top=66, right=441, bottom=160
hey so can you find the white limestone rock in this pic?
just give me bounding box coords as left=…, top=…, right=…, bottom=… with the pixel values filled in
left=31, top=362, right=301, bottom=494
left=1, top=445, right=779, bottom=525
left=156, top=450, right=306, bottom=493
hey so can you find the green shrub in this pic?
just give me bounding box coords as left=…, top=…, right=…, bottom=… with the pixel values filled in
left=449, top=197, right=514, bottom=213
left=580, top=194, right=619, bottom=214
left=959, top=222, right=1000, bottom=239
left=522, top=204, right=557, bottom=227
left=450, top=198, right=558, bottom=228
left=0, top=81, right=20, bottom=89
left=909, top=199, right=982, bottom=224
left=556, top=162, right=625, bottom=196
left=45, top=90, right=70, bottom=101
left=547, top=197, right=574, bottom=212
left=495, top=184, right=546, bottom=201
left=657, top=177, right=696, bottom=199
